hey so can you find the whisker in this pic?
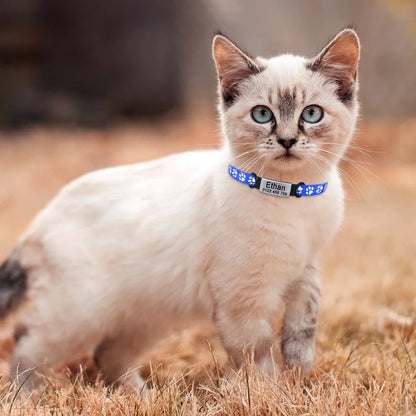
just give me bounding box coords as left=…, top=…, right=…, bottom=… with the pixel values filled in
left=318, top=148, right=384, bottom=184
left=233, top=149, right=258, bottom=160
left=258, top=158, right=266, bottom=178
left=234, top=143, right=259, bottom=147
left=239, top=154, right=262, bottom=172
left=304, top=153, right=326, bottom=180
left=313, top=153, right=367, bottom=200
left=248, top=156, right=264, bottom=174
left=319, top=148, right=375, bottom=168
left=319, top=141, right=385, bottom=156
left=238, top=154, right=258, bottom=170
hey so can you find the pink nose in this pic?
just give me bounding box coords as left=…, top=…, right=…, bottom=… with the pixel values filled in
left=278, top=138, right=297, bottom=149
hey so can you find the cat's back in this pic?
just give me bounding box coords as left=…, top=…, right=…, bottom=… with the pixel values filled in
left=56, top=148, right=219, bottom=204
left=23, top=149, right=220, bottom=234
left=16, top=149, right=222, bottom=286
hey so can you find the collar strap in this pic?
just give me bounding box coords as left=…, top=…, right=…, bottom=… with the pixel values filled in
left=228, top=165, right=328, bottom=198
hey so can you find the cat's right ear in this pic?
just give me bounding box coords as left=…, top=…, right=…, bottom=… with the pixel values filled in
left=212, top=35, right=261, bottom=105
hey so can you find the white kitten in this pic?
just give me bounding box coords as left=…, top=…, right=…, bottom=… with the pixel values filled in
left=0, top=29, right=359, bottom=389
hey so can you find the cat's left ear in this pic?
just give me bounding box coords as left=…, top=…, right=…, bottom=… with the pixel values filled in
left=212, top=35, right=261, bottom=105
left=309, top=29, right=360, bottom=104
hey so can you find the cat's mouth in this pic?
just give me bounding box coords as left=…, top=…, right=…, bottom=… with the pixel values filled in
left=274, top=152, right=301, bottom=161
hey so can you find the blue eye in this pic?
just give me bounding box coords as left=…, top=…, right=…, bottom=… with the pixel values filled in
left=251, top=106, right=274, bottom=124
left=301, top=105, right=323, bottom=123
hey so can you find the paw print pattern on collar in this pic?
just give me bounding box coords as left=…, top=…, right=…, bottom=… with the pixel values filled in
left=228, top=165, right=328, bottom=198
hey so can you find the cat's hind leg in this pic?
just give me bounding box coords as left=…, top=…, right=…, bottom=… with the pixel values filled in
left=11, top=323, right=148, bottom=391
left=93, top=331, right=147, bottom=389
left=10, top=322, right=90, bottom=391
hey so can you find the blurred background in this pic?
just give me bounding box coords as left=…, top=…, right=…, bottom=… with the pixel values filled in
left=0, top=0, right=416, bottom=387
left=0, top=0, right=415, bottom=256
left=0, top=0, right=416, bottom=126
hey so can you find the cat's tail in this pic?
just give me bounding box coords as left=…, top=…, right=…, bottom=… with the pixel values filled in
left=0, top=254, right=27, bottom=319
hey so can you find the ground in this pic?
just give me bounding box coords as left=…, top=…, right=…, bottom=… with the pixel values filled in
left=0, top=114, right=415, bottom=415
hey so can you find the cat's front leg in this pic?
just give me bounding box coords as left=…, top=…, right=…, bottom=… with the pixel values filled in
left=281, top=265, right=320, bottom=374
left=214, top=302, right=277, bottom=376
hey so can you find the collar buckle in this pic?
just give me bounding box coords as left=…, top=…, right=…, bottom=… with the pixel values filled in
left=290, top=182, right=305, bottom=198
left=249, top=172, right=261, bottom=189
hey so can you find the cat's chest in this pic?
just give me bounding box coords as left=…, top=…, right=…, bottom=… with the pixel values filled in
left=242, top=198, right=319, bottom=252
left=217, top=184, right=342, bottom=264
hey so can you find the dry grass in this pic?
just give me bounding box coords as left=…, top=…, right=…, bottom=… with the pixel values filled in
left=0, top=113, right=415, bottom=415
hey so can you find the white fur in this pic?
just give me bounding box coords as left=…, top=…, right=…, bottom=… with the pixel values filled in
left=8, top=31, right=359, bottom=388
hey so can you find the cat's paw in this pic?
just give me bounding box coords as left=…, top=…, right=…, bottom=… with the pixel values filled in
left=256, top=353, right=279, bottom=377
left=281, top=333, right=315, bottom=375
left=283, top=352, right=314, bottom=374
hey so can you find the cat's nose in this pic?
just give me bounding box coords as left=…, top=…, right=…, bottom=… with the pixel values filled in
left=278, top=138, right=297, bottom=149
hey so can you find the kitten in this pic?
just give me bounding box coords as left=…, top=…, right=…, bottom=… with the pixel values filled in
left=0, top=28, right=359, bottom=389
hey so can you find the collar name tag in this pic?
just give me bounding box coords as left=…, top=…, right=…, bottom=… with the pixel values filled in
left=228, top=164, right=328, bottom=198
left=259, top=178, right=291, bottom=197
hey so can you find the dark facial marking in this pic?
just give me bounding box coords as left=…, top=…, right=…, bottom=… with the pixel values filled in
left=306, top=60, right=355, bottom=106
left=339, top=88, right=354, bottom=105
left=249, top=61, right=265, bottom=75
left=279, top=89, right=296, bottom=119
left=267, top=89, right=273, bottom=106
left=265, top=139, right=273, bottom=149
left=301, top=87, right=306, bottom=103
left=222, top=91, right=235, bottom=107
left=298, top=120, right=306, bottom=135
left=270, top=119, right=277, bottom=136
left=221, top=61, right=265, bottom=109
left=306, top=59, right=321, bottom=73
left=305, top=124, right=332, bottom=139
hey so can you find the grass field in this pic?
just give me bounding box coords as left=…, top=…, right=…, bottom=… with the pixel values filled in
left=0, top=114, right=415, bottom=415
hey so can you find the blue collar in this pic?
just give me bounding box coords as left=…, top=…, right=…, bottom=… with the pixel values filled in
left=228, top=165, right=328, bottom=198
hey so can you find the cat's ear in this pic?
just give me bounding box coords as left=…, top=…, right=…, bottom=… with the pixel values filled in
left=212, top=34, right=261, bottom=105
left=309, top=29, right=360, bottom=103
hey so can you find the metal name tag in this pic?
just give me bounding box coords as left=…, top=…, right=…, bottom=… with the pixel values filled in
left=259, top=178, right=292, bottom=197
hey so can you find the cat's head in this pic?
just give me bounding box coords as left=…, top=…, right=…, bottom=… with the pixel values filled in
left=213, top=29, right=360, bottom=180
